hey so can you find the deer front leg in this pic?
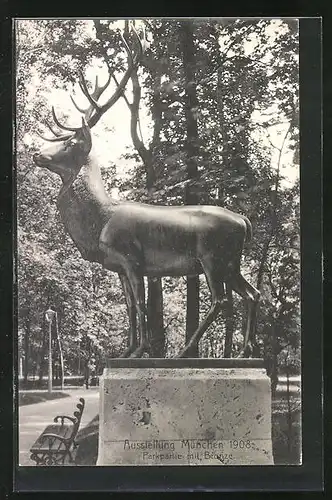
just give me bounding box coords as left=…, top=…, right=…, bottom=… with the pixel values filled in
left=119, top=274, right=137, bottom=358
left=101, top=237, right=148, bottom=357
left=122, top=268, right=149, bottom=358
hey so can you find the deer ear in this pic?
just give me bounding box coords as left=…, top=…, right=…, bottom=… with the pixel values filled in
left=81, top=117, right=92, bottom=152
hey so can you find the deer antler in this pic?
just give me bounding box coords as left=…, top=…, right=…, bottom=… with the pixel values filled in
left=79, top=26, right=143, bottom=128
left=35, top=113, right=73, bottom=142
left=70, top=70, right=112, bottom=119
left=51, top=106, right=79, bottom=132
left=37, top=25, right=143, bottom=141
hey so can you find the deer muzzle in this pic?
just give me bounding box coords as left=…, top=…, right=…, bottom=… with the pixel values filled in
left=33, top=153, right=51, bottom=167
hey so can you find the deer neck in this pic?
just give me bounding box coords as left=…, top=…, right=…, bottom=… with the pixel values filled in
left=57, top=154, right=115, bottom=263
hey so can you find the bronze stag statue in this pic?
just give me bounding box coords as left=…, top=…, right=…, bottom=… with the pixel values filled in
left=33, top=28, right=260, bottom=358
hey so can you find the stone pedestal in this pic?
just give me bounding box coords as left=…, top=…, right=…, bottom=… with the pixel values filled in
left=97, top=359, right=274, bottom=466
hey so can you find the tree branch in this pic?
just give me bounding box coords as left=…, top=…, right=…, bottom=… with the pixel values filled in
left=256, top=122, right=292, bottom=289
left=220, top=23, right=258, bottom=64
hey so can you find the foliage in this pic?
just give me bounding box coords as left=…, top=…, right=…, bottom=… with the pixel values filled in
left=19, top=391, right=70, bottom=406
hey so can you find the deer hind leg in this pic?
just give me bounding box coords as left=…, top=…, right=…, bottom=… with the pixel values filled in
left=119, top=274, right=138, bottom=358
left=177, top=258, right=225, bottom=358
left=230, top=273, right=260, bottom=357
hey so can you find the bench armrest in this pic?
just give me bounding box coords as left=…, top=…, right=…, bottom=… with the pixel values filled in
left=54, top=415, right=76, bottom=425
left=39, top=433, right=72, bottom=445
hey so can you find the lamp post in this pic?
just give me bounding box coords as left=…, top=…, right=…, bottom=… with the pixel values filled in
left=45, top=308, right=56, bottom=394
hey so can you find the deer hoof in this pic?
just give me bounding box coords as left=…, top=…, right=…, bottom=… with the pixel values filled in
left=176, top=348, right=191, bottom=358
left=129, top=350, right=142, bottom=358
left=130, top=343, right=149, bottom=358
left=119, top=346, right=135, bottom=358
left=236, top=344, right=253, bottom=359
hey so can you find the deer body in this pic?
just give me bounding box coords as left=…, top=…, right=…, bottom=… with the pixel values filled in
left=35, top=136, right=259, bottom=358
left=33, top=26, right=260, bottom=358
left=56, top=153, right=251, bottom=280
left=100, top=203, right=250, bottom=278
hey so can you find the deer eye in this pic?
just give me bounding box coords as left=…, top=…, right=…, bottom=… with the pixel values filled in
left=64, top=140, right=76, bottom=149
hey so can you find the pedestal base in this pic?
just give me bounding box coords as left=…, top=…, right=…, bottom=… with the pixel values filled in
left=97, top=359, right=273, bottom=466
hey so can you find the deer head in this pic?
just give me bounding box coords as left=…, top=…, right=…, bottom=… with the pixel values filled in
left=33, top=25, right=143, bottom=182
left=33, top=118, right=92, bottom=181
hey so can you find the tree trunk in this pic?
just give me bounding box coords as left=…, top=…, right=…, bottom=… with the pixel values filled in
left=147, top=278, right=165, bottom=357
left=123, top=21, right=166, bottom=357
left=253, top=125, right=292, bottom=356
left=38, top=300, right=50, bottom=384
left=55, top=313, right=64, bottom=388
left=285, top=358, right=293, bottom=456
left=81, top=335, right=92, bottom=389
left=94, top=21, right=166, bottom=357
left=144, top=71, right=165, bottom=357
left=84, top=362, right=90, bottom=389
left=180, top=20, right=200, bottom=357
left=38, top=327, right=47, bottom=384
left=224, top=283, right=234, bottom=357
left=23, top=313, right=31, bottom=384
left=23, top=333, right=29, bottom=383
left=265, top=321, right=279, bottom=397
left=185, top=277, right=200, bottom=357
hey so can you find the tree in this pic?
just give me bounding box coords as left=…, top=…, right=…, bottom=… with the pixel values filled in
left=113, top=18, right=300, bottom=362
left=92, top=19, right=166, bottom=357
left=179, top=20, right=200, bottom=357
left=16, top=20, right=140, bottom=382
left=16, top=19, right=300, bottom=373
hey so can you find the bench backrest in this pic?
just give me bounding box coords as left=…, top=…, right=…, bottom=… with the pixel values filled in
left=72, top=398, right=85, bottom=435
left=53, top=397, right=86, bottom=441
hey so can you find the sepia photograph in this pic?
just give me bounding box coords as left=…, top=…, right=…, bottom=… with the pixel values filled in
left=15, top=18, right=302, bottom=471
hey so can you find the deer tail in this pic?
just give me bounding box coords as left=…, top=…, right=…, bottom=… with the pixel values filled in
left=242, top=216, right=253, bottom=244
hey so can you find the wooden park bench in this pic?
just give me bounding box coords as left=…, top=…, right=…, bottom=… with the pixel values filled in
left=30, top=397, right=85, bottom=466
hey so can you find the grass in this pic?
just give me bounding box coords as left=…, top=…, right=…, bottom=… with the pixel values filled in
left=75, top=415, right=99, bottom=465
left=19, top=391, right=70, bottom=406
